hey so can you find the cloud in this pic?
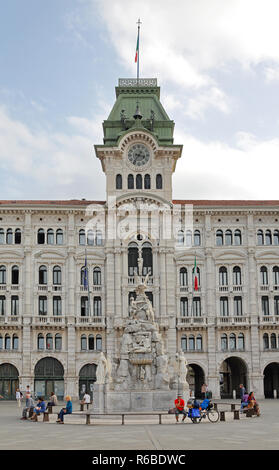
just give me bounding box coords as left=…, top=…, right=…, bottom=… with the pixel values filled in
left=0, top=107, right=106, bottom=199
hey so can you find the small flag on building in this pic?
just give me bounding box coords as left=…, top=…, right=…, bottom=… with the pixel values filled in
left=194, top=256, right=199, bottom=291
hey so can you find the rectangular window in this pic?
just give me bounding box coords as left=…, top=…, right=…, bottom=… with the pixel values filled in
left=193, top=297, right=201, bottom=316
left=220, top=297, right=229, bottom=316
left=39, top=296, right=47, bottom=315
left=93, top=297, right=102, bottom=316
left=81, top=296, right=88, bottom=316
left=262, top=296, right=269, bottom=315
left=274, top=296, right=279, bottom=316
left=0, top=296, right=5, bottom=315
left=11, top=296, right=19, bottom=315
left=53, top=296, right=62, bottom=316
left=234, top=297, right=242, bottom=316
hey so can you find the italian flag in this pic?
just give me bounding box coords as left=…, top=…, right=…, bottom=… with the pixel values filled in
left=135, top=32, right=139, bottom=63
left=194, top=256, right=198, bottom=291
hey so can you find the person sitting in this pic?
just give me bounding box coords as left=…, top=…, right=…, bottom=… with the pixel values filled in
left=21, top=396, right=35, bottom=420
left=56, top=395, right=72, bottom=424
left=240, top=393, right=249, bottom=412
left=47, top=392, right=58, bottom=407
left=174, top=394, right=187, bottom=423
left=29, top=397, right=46, bottom=421
left=247, top=391, right=260, bottom=416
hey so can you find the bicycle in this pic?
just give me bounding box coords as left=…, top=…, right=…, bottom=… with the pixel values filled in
left=198, top=405, right=219, bottom=423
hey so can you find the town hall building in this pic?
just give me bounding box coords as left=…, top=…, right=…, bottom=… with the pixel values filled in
left=0, top=78, right=279, bottom=401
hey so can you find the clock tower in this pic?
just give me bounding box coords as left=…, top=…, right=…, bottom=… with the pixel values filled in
left=94, top=78, right=183, bottom=205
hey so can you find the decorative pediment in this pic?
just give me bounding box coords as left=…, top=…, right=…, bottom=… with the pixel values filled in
left=175, top=250, right=205, bottom=262
left=255, top=249, right=279, bottom=261
left=0, top=250, right=23, bottom=260
left=75, top=249, right=105, bottom=262
left=34, top=250, right=66, bottom=260
left=214, top=249, right=246, bottom=261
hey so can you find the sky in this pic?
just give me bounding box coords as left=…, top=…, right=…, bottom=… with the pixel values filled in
left=1, top=0, right=279, bottom=201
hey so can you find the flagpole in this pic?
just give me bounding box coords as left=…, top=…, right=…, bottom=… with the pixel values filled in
left=136, top=18, right=141, bottom=83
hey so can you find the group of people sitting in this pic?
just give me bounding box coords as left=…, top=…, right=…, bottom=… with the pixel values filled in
left=20, top=392, right=73, bottom=423
left=240, top=385, right=260, bottom=416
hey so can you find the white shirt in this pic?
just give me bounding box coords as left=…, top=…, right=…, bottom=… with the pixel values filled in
left=83, top=393, right=91, bottom=404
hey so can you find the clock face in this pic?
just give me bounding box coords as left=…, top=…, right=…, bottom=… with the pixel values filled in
left=128, top=144, right=150, bottom=167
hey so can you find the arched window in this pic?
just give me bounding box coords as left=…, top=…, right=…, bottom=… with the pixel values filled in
left=273, top=266, right=279, bottom=286
left=144, top=174, right=151, bottom=190
left=37, top=228, right=45, bottom=244
left=186, top=230, right=192, bottom=247
left=238, top=333, right=245, bottom=350
left=222, top=334, right=230, bottom=350
left=233, top=266, right=242, bottom=285
left=196, top=335, right=203, bottom=351
left=87, top=230, right=94, bottom=246
left=93, top=297, right=102, bottom=316
left=55, top=334, right=62, bottom=350
left=274, top=230, right=279, bottom=246
left=88, top=334, right=94, bottom=350
left=194, top=230, right=201, bottom=246
left=219, top=267, right=228, bottom=286
left=257, top=229, right=264, bottom=245
left=79, top=229, right=86, bottom=245
left=47, top=229, right=54, bottom=245
left=15, top=229, right=21, bottom=244
left=263, top=333, right=269, bottom=350
left=5, top=334, right=11, bottom=350
left=271, top=333, right=277, bottom=349
left=136, top=174, right=142, bottom=189
left=180, top=268, right=188, bottom=286
left=56, top=229, right=63, bottom=245
left=116, top=174, right=122, bottom=190
left=39, top=265, right=47, bottom=285
left=189, top=335, right=195, bottom=351
left=142, top=242, right=153, bottom=276
left=96, top=335, right=102, bottom=351
left=225, top=230, right=232, bottom=246
left=38, top=334, right=44, bottom=350
left=0, top=229, right=4, bottom=244
left=6, top=228, right=13, bottom=245
left=0, top=266, right=6, bottom=284
left=216, top=230, right=223, bottom=246
left=128, top=243, right=139, bottom=276
left=229, top=333, right=236, bottom=350
left=260, top=266, right=268, bottom=285
left=128, top=174, right=134, bottom=189
left=53, top=266, right=62, bottom=285
left=93, top=267, right=101, bottom=285
left=180, top=297, right=188, bottom=317
left=181, top=335, right=187, bottom=351
left=265, top=230, right=272, bottom=245
left=46, top=334, right=53, bottom=350
left=81, top=334, right=87, bottom=351
left=177, top=230, right=184, bottom=245
left=156, top=174, right=162, bottom=189
left=96, top=231, right=103, bottom=246
left=234, top=229, right=242, bottom=245
left=220, top=297, right=229, bottom=316
left=12, top=334, right=19, bottom=350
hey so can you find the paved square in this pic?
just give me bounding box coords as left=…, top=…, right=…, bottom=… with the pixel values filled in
left=0, top=399, right=278, bottom=450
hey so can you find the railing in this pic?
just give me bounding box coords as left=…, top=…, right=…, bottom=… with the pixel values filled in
left=259, top=315, right=279, bottom=324
left=127, top=276, right=154, bottom=286
left=32, top=316, right=66, bottom=326
left=0, top=315, right=21, bottom=324
left=177, top=316, right=207, bottom=327
left=216, top=315, right=249, bottom=325
left=76, top=316, right=105, bottom=327
left=118, top=78, right=157, bottom=87
left=80, top=285, right=102, bottom=292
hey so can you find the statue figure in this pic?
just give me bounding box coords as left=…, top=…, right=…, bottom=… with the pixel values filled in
left=155, top=354, right=169, bottom=390
left=96, top=352, right=108, bottom=384
left=175, top=350, right=188, bottom=385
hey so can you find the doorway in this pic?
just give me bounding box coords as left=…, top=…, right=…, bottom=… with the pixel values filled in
left=0, top=363, right=19, bottom=400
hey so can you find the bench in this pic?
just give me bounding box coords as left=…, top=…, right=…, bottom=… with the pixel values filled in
left=63, top=411, right=171, bottom=425
left=80, top=402, right=92, bottom=412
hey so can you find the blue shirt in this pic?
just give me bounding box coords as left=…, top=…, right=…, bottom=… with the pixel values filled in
left=65, top=401, right=72, bottom=414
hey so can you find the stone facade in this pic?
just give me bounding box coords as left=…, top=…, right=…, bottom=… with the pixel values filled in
left=0, top=79, right=279, bottom=401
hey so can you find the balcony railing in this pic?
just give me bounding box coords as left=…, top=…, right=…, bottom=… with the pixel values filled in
left=0, top=315, right=21, bottom=324
left=32, top=316, right=66, bottom=326
left=217, top=315, right=250, bottom=326
left=259, top=315, right=279, bottom=324
left=177, top=316, right=207, bottom=327
left=76, top=316, right=105, bottom=327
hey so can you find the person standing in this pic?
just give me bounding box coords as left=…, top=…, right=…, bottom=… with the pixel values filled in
left=16, top=388, right=22, bottom=407
left=25, top=385, right=31, bottom=406
left=239, top=384, right=246, bottom=401
left=82, top=392, right=91, bottom=410
left=201, top=383, right=206, bottom=399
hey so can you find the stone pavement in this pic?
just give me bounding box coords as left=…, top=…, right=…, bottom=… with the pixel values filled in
left=0, top=399, right=278, bottom=450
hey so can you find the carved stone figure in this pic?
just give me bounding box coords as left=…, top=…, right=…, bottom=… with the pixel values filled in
left=96, top=352, right=107, bottom=384
left=175, top=350, right=188, bottom=385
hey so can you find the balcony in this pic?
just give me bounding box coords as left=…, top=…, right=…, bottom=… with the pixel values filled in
left=216, top=315, right=250, bottom=326
left=79, top=285, right=103, bottom=293
left=75, top=316, right=106, bottom=328
left=127, top=276, right=154, bottom=286
left=32, top=316, right=66, bottom=327
left=177, top=316, right=207, bottom=329
left=0, top=315, right=22, bottom=325
left=259, top=315, right=279, bottom=325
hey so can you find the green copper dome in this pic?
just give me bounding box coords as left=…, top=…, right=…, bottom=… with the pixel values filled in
left=102, top=78, right=175, bottom=147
